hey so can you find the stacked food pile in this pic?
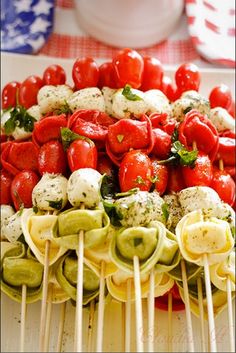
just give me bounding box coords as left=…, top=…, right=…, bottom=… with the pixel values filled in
left=1, top=48, right=235, bottom=352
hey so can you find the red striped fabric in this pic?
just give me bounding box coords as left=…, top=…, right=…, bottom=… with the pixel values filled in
left=55, top=0, right=74, bottom=8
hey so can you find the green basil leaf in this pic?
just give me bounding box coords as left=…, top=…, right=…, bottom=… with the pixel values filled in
left=161, top=203, right=169, bottom=222
left=4, top=106, right=36, bottom=135
left=47, top=199, right=63, bottom=210
left=122, top=85, right=143, bottom=101
left=100, top=174, right=119, bottom=199
left=178, top=149, right=198, bottom=167
left=61, top=127, right=93, bottom=150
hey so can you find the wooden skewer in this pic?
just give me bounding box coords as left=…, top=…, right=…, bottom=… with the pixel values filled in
left=87, top=299, right=95, bottom=352
left=44, top=285, right=53, bottom=352
left=39, top=239, right=51, bottom=352
left=20, top=284, right=27, bottom=352
left=56, top=301, right=67, bottom=352
left=226, top=276, right=235, bottom=352
left=197, top=276, right=207, bottom=352
left=125, top=278, right=132, bottom=352
left=167, top=291, right=173, bottom=352
left=96, top=260, right=106, bottom=352
left=147, top=268, right=155, bottom=352
left=133, top=255, right=144, bottom=352
left=203, top=253, right=217, bottom=352
left=74, top=228, right=85, bottom=352
left=180, top=259, right=195, bottom=352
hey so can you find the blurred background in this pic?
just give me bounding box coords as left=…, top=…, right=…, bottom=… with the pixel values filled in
left=1, top=0, right=235, bottom=68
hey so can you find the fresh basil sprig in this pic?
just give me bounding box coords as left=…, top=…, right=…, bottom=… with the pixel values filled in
left=122, top=85, right=143, bottom=101
left=159, top=140, right=198, bottom=167
left=4, top=106, right=36, bottom=135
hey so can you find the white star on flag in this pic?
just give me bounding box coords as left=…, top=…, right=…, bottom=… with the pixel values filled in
left=30, top=17, right=51, bottom=34
left=28, top=35, right=45, bottom=51
left=32, top=0, right=53, bottom=16
left=14, top=0, right=32, bottom=13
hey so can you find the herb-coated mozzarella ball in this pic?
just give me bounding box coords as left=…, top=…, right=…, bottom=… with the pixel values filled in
left=0, top=205, right=15, bottom=239
left=178, top=186, right=222, bottom=216
left=102, top=87, right=117, bottom=116
left=32, top=173, right=68, bottom=211
left=37, top=85, right=73, bottom=114
left=1, top=109, right=11, bottom=131
left=172, top=90, right=210, bottom=121
left=163, top=194, right=183, bottom=230
left=68, top=87, right=105, bottom=112
left=144, top=89, right=171, bottom=114
left=67, top=168, right=102, bottom=208
left=209, top=107, right=235, bottom=132
left=26, top=105, right=42, bottom=121
left=114, top=191, right=165, bottom=227
left=112, top=88, right=148, bottom=119
left=1, top=211, right=23, bottom=243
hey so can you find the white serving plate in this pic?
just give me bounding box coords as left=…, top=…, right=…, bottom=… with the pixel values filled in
left=1, top=52, right=235, bottom=352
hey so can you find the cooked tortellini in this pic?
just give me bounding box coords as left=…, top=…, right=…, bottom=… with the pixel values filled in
left=176, top=210, right=234, bottom=266
left=37, top=84, right=73, bottom=114
left=67, top=168, right=102, bottom=208
left=32, top=173, right=68, bottom=211
left=68, top=87, right=105, bottom=112
left=210, top=251, right=235, bottom=292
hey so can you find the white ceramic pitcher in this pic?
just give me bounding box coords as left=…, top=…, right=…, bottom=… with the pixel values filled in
left=74, top=0, right=184, bottom=48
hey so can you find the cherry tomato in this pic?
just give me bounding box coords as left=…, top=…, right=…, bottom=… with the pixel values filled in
left=175, top=63, right=200, bottom=93
left=140, top=56, right=163, bottom=91
left=228, top=100, right=235, bottom=118
left=0, top=170, right=13, bottom=205
left=11, top=170, right=40, bottom=210
left=38, top=141, right=67, bottom=175
left=209, top=84, right=232, bottom=110
left=1, top=81, right=21, bottom=109
left=113, top=48, right=144, bottom=89
left=119, top=150, right=152, bottom=192
left=152, top=128, right=171, bottom=159
left=160, top=76, right=178, bottom=102
left=43, top=64, right=66, bottom=85
left=67, top=139, right=98, bottom=172
left=210, top=169, right=235, bottom=206
left=167, top=165, right=185, bottom=193
left=155, top=284, right=185, bottom=311
left=98, top=62, right=117, bottom=89
left=97, top=153, right=115, bottom=177
left=72, top=57, right=99, bottom=90
left=151, top=159, right=168, bottom=195
left=182, top=151, right=213, bottom=187
left=18, top=75, right=43, bottom=109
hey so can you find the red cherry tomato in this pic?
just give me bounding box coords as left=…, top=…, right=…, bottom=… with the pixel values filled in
left=155, top=284, right=185, bottom=311
left=72, top=57, right=99, bottom=90
left=67, top=139, right=98, bottom=172
left=18, top=75, right=43, bottom=109
left=152, top=128, right=172, bottom=159
left=210, top=169, right=235, bottom=206
left=182, top=151, right=213, bottom=187
left=151, top=159, right=168, bottom=195
left=216, top=137, right=235, bottom=166
left=0, top=170, right=13, bottom=205
left=98, top=62, right=117, bottom=89
left=140, top=56, right=163, bottom=91
left=113, top=48, right=144, bottom=89
left=38, top=141, right=67, bottom=175
left=11, top=170, right=40, bottom=210
left=160, top=76, right=178, bottom=102
left=228, top=100, right=235, bottom=118
left=209, top=84, right=232, bottom=110
left=119, top=150, right=152, bottom=192
left=43, top=64, right=66, bottom=85
left=175, top=63, right=200, bottom=93
left=167, top=166, right=185, bottom=193
left=1, top=81, right=21, bottom=109
left=97, top=153, right=115, bottom=177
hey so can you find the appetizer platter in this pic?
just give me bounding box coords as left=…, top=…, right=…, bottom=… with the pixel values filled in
left=1, top=50, right=235, bottom=353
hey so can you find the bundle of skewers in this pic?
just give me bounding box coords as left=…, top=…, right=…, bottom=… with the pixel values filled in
left=1, top=48, right=235, bottom=352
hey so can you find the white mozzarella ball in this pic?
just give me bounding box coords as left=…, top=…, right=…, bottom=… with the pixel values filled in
left=102, top=87, right=117, bottom=116
left=144, top=89, right=171, bottom=114
left=67, top=168, right=102, bottom=208
left=26, top=105, right=42, bottom=121
left=68, top=87, right=105, bottom=112
left=1, top=205, right=15, bottom=239
left=37, top=85, right=73, bottom=114
left=112, top=88, right=148, bottom=119
left=172, top=91, right=210, bottom=121
left=210, top=107, right=235, bottom=132
left=1, top=211, right=23, bottom=243
left=32, top=173, right=68, bottom=211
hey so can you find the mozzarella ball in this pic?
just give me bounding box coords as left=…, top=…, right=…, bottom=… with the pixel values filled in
left=32, top=173, right=68, bottom=211
left=210, top=107, right=235, bottom=132
left=26, top=105, right=42, bottom=121
left=112, top=88, right=148, bottom=119
left=144, top=89, right=171, bottom=114
left=172, top=91, right=210, bottom=121
left=1, top=205, right=15, bottom=239
left=102, top=87, right=117, bottom=116
left=67, top=168, right=102, bottom=208
left=68, top=87, right=105, bottom=112
left=37, top=85, right=73, bottom=114
left=1, top=211, right=22, bottom=243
